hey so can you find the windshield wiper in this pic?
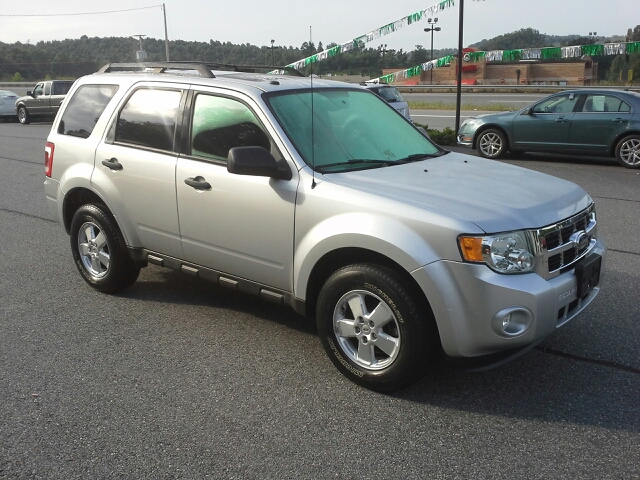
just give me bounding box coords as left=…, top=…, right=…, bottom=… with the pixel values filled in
left=315, top=159, right=391, bottom=172
left=395, top=152, right=447, bottom=163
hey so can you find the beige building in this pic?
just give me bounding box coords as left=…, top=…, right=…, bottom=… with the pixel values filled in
left=388, top=57, right=598, bottom=86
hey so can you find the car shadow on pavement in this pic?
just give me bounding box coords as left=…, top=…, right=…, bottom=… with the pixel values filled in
left=118, top=265, right=317, bottom=337
left=117, top=266, right=640, bottom=434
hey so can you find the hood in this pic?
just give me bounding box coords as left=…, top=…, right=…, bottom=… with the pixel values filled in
left=327, top=151, right=591, bottom=233
left=470, top=110, right=520, bottom=123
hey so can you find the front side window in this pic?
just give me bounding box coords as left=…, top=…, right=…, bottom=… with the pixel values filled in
left=115, top=88, right=182, bottom=152
left=533, top=94, right=579, bottom=114
left=58, top=84, right=119, bottom=139
left=190, top=94, right=271, bottom=161
left=33, top=84, right=44, bottom=96
left=267, top=89, right=441, bottom=173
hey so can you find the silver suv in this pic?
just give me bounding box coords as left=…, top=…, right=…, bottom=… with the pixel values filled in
left=44, top=62, right=605, bottom=391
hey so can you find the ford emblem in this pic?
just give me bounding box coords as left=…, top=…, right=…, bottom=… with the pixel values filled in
left=570, top=230, right=589, bottom=251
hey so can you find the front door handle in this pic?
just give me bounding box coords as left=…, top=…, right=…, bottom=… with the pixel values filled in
left=102, top=158, right=123, bottom=171
left=555, top=116, right=569, bottom=123
left=184, top=176, right=211, bottom=190
left=612, top=118, right=624, bottom=123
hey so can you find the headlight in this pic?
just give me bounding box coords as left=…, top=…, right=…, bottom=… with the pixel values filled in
left=460, top=118, right=479, bottom=129
left=458, top=231, right=536, bottom=274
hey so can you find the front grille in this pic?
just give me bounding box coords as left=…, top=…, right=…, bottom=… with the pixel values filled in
left=534, top=205, right=597, bottom=280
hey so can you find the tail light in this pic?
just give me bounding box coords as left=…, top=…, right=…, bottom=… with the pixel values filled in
left=45, top=142, right=54, bottom=177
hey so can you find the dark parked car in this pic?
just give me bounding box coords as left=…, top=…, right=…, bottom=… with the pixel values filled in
left=457, top=89, right=640, bottom=168
left=363, top=82, right=411, bottom=120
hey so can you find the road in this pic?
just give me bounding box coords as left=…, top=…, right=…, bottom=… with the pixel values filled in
left=405, top=93, right=548, bottom=129
left=1, top=122, right=639, bottom=478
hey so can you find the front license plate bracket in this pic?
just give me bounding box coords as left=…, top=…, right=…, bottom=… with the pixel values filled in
left=575, top=253, right=602, bottom=298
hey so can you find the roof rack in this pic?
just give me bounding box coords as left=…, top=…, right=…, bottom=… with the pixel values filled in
left=97, top=62, right=305, bottom=78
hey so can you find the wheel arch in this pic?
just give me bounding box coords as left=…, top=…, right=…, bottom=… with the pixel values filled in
left=62, top=187, right=112, bottom=234
left=303, top=247, right=436, bottom=328
left=472, top=124, right=511, bottom=151
left=611, top=130, right=640, bottom=157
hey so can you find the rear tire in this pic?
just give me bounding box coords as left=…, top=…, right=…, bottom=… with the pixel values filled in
left=70, top=204, right=139, bottom=293
left=477, top=128, right=507, bottom=159
left=316, top=264, right=436, bottom=392
left=17, top=106, right=30, bottom=125
left=615, top=134, right=640, bottom=168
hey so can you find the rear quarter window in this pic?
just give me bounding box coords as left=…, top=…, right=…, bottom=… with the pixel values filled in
left=58, top=85, right=119, bottom=139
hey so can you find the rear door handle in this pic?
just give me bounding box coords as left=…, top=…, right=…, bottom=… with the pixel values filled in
left=184, top=176, right=211, bottom=190
left=102, top=158, right=123, bottom=171
left=612, top=118, right=624, bottom=123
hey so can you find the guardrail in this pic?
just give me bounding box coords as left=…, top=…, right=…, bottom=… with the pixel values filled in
left=398, top=84, right=640, bottom=94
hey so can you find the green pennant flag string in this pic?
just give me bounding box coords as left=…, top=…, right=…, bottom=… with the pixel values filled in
left=502, top=49, right=522, bottom=62
left=628, top=42, right=640, bottom=54
left=407, top=11, right=423, bottom=24
left=286, top=0, right=458, bottom=69
left=581, top=44, right=605, bottom=56
left=540, top=47, right=562, bottom=60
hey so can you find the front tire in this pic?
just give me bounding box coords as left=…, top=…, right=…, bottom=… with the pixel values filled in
left=615, top=134, right=640, bottom=168
left=316, top=264, right=436, bottom=392
left=17, top=106, right=30, bottom=125
left=70, top=204, right=139, bottom=293
left=477, top=128, right=507, bottom=159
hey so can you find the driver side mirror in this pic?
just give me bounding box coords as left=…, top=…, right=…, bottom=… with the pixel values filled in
left=27, top=91, right=33, bottom=97
left=227, top=146, right=292, bottom=181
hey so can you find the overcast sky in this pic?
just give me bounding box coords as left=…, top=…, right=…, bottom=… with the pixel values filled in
left=0, top=0, right=634, bottom=54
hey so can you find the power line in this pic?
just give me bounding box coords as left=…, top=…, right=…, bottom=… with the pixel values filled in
left=0, top=5, right=162, bottom=17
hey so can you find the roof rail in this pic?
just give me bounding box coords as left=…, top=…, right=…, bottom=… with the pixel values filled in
left=97, top=62, right=216, bottom=78
left=97, top=62, right=305, bottom=78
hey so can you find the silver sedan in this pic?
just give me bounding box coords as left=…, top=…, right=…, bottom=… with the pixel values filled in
left=0, top=90, right=19, bottom=120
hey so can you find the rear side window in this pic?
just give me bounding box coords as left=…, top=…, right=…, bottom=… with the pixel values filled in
left=58, top=85, right=119, bottom=139
left=115, top=89, right=182, bottom=152
left=582, top=94, right=631, bottom=113
left=52, top=82, right=73, bottom=95
left=44, top=83, right=51, bottom=95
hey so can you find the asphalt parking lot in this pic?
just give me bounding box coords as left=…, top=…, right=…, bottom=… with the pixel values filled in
left=1, top=121, right=639, bottom=478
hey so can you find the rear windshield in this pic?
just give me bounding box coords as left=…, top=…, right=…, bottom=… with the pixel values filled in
left=58, top=85, right=119, bottom=139
left=376, top=87, right=405, bottom=103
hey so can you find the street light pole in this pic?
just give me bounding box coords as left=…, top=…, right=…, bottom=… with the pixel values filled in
left=424, top=18, right=441, bottom=85
left=271, top=39, right=275, bottom=66
left=455, top=0, right=464, bottom=134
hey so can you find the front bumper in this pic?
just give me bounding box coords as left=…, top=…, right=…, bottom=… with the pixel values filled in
left=456, top=134, right=473, bottom=148
left=412, top=239, right=605, bottom=358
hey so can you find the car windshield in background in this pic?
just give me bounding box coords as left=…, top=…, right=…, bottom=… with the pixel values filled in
left=266, top=89, right=440, bottom=173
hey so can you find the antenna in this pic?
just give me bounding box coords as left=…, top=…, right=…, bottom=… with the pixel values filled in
left=310, top=25, right=317, bottom=189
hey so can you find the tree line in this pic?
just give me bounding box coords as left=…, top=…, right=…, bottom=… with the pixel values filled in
left=1, top=26, right=638, bottom=82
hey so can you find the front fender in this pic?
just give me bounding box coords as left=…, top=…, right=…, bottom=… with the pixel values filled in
left=293, top=212, right=443, bottom=300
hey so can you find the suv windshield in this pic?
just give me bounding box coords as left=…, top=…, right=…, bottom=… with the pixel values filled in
left=266, top=89, right=440, bottom=172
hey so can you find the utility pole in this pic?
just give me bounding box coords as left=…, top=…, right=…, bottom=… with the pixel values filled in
left=163, top=3, right=170, bottom=61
